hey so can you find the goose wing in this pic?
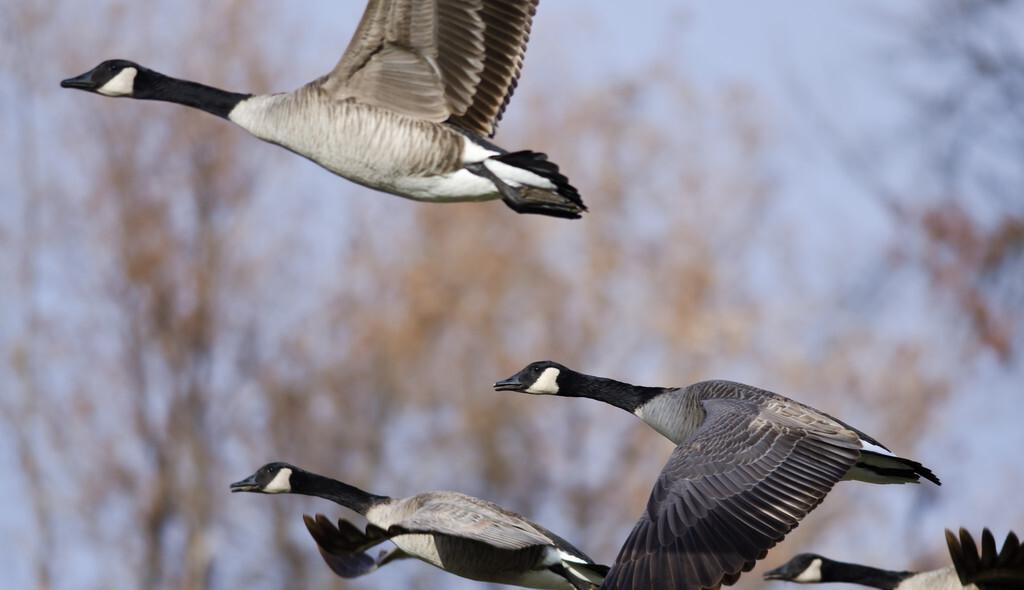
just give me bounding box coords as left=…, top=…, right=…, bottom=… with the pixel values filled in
left=602, top=397, right=862, bottom=590
left=303, top=514, right=403, bottom=579
left=322, top=0, right=539, bottom=137
left=946, top=528, right=1024, bottom=590
left=386, top=494, right=560, bottom=551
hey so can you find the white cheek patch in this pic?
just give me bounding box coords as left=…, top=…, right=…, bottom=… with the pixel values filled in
left=263, top=468, right=292, bottom=493
left=526, top=367, right=560, bottom=395
left=794, top=558, right=823, bottom=583
left=98, top=67, right=137, bottom=96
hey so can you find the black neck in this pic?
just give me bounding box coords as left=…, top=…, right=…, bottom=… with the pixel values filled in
left=134, top=68, right=250, bottom=119
left=820, top=559, right=914, bottom=589
left=561, top=371, right=670, bottom=413
left=290, top=470, right=389, bottom=515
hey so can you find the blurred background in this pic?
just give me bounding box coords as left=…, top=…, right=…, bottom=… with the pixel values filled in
left=2, top=1, right=1022, bottom=589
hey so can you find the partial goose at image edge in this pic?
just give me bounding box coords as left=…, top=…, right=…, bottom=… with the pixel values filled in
left=763, top=527, right=1024, bottom=589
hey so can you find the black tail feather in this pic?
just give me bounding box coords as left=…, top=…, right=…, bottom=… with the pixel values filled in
left=492, top=150, right=586, bottom=217
left=857, top=451, right=941, bottom=485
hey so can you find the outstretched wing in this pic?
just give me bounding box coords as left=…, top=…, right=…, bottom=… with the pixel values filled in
left=323, top=0, right=539, bottom=137
left=602, top=398, right=861, bottom=590
left=303, top=514, right=404, bottom=579
left=946, top=528, right=1024, bottom=590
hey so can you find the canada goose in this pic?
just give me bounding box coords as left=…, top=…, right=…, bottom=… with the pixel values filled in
left=764, top=528, right=1024, bottom=589
left=495, top=361, right=941, bottom=590
left=60, top=1, right=585, bottom=219
left=230, top=462, right=609, bottom=589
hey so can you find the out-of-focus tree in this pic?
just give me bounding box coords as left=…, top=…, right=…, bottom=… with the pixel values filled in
left=773, top=0, right=1024, bottom=576
left=4, top=2, right=281, bottom=589
left=888, top=0, right=1024, bottom=361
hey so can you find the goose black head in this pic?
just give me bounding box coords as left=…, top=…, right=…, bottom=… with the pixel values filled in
left=763, top=554, right=826, bottom=583
left=61, top=60, right=144, bottom=97
left=494, top=360, right=571, bottom=396
left=230, top=462, right=298, bottom=494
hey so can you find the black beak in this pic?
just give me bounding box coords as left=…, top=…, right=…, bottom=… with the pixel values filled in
left=762, top=565, right=789, bottom=581
left=493, top=375, right=524, bottom=391
left=229, top=474, right=261, bottom=493
left=61, top=68, right=101, bottom=91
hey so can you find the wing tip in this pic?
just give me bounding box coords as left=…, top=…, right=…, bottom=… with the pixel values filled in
left=946, top=527, right=1024, bottom=585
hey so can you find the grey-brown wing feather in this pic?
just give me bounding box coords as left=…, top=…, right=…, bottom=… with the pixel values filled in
left=325, top=0, right=451, bottom=121
left=329, top=0, right=390, bottom=83
left=322, top=0, right=538, bottom=136
left=447, top=0, right=538, bottom=136
left=529, top=521, right=599, bottom=565
left=387, top=494, right=561, bottom=552
left=602, top=398, right=862, bottom=590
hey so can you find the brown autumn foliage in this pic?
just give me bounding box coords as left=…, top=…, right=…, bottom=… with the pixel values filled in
left=2, top=2, right=1019, bottom=590
left=885, top=0, right=1024, bottom=361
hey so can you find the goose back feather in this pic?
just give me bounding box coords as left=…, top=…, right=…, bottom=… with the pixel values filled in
left=367, top=491, right=604, bottom=587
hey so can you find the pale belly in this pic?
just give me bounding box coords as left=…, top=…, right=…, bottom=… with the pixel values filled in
left=274, top=135, right=502, bottom=203
left=388, top=534, right=576, bottom=590
left=899, top=567, right=968, bottom=590
left=361, top=168, right=501, bottom=203
left=230, top=94, right=502, bottom=203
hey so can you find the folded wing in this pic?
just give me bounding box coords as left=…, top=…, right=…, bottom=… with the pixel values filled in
left=387, top=494, right=557, bottom=550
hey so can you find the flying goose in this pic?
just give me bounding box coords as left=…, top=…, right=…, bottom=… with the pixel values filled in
left=60, top=1, right=585, bottom=219
left=764, top=528, right=1024, bottom=589
left=494, top=361, right=941, bottom=590
left=230, top=462, right=609, bottom=589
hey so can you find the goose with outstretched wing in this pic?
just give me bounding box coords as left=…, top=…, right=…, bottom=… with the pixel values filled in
left=62, top=1, right=585, bottom=218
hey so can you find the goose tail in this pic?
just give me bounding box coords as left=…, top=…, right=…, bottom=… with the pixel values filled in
left=846, top=448, right=941, bottom=485
left=470, top=150, right=586, bottom=219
